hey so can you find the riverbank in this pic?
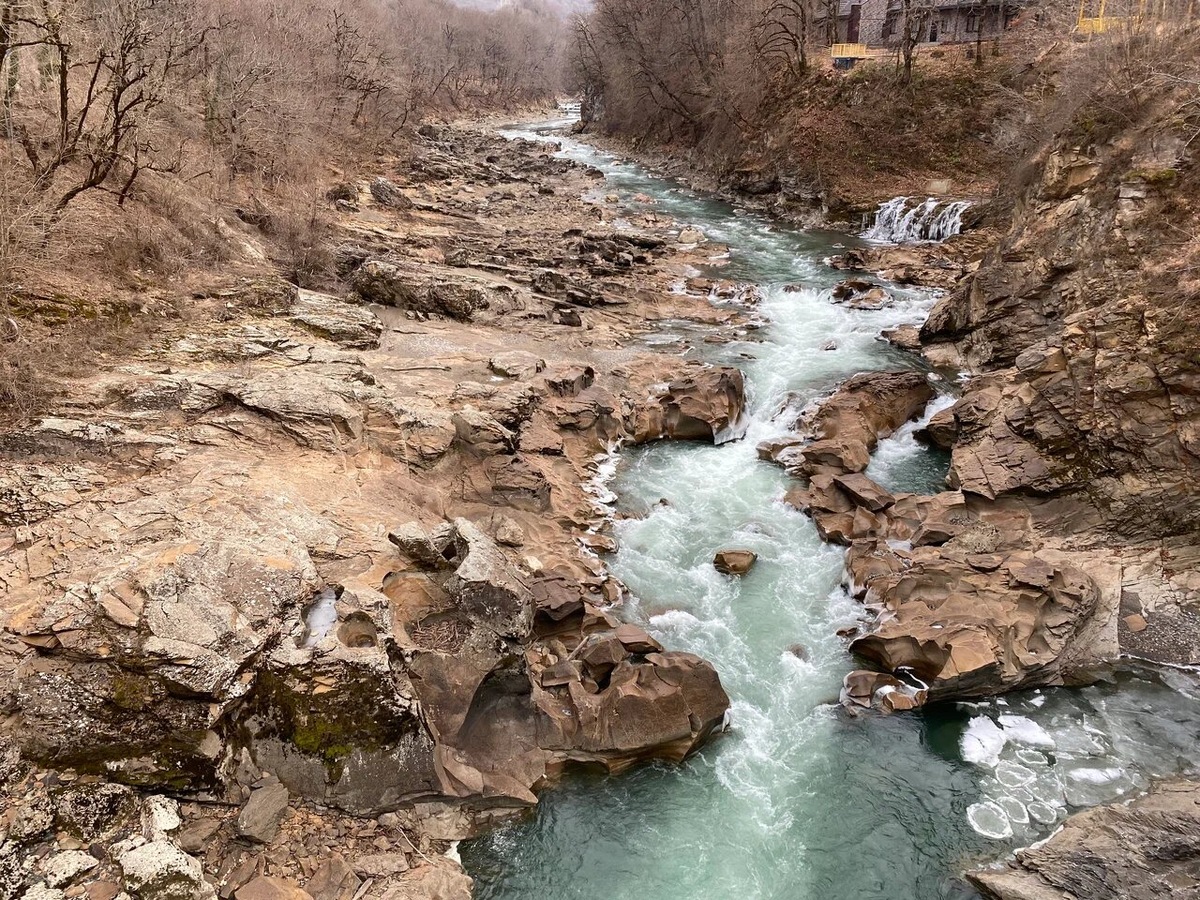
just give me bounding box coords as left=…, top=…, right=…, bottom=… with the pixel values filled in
left=463, top=111, right=1200, bottom=900
left=0, top=119, right=768, bottom=900
left=3, top=98, right=1199, bottom=900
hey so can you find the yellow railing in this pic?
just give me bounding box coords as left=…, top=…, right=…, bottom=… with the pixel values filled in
left=831, top=43, right=869, bottom=58
left=1076, top=15, right=1127, bottom=31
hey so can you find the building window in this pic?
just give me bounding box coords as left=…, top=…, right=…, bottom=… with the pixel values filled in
left=966, top=11, right=980, bottom=32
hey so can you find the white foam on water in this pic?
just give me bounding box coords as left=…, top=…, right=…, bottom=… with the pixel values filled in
left=1065, top=766, right=1125, bottom=785
left=967, top=801, right=1013, bottom=840
left=866, top=392, right=956, bottom=492
left=998, top=715, right=1057, bottom=750
left=961, top=717, right=1007, bottom=767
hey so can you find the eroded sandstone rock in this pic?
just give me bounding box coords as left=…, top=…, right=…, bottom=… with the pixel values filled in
left=633, top=367, right=746, bottom=444
left=713, top=550, right=757, bottom=575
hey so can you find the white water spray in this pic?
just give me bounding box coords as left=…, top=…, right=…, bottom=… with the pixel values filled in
left=864, top=197, right=971, bottom=243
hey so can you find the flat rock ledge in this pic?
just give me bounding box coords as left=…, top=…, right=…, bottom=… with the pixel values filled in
left=969, top=779, right=1200, bottom=900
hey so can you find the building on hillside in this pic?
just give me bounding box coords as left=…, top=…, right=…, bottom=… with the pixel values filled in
left=823, top=0, right=1024, bottom=47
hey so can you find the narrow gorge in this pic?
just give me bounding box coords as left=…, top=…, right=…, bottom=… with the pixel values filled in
left=2, top=8, right=1200, bottom=900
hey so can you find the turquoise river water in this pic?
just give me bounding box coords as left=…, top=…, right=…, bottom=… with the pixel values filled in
left=461, top=109, right=1200, bottom=900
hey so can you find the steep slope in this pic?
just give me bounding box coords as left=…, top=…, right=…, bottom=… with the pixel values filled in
left=921, top=32, right=1200, bottom=665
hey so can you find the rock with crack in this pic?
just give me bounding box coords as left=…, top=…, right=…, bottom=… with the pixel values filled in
left=7, top=527, right=318, bottom=786
left=532, top=646, right=730, bottom=773
left=369, top=177, right=412, bottom=210
left=452, top=409, right=516, bottom=456
left=489, top=352, right=545, bottom=380
left=239, top=581, right=442, bottom=817
left=286, top=290, right=383, bottom=349
left=350, top=261, right=500, bottom=322
left=761, top=371, right=934, bottom=479
left=633, top=367, right=747, bottom=444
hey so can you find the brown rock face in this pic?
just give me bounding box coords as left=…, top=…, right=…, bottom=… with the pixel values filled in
left=761, top=363, right=1123, bottom=704
left=236, top=877, right=313, bottom=900
left=969, top=780, right=1200, bottom=900
left=847, top=545, right=1102, bottom=701
left=762, top=371, right=934, bottom=478
left=248, top=520, right=727, bottom=819
left=917, top=116, right=1200, bottom=667
left=633, top=366, right=747, bottom=444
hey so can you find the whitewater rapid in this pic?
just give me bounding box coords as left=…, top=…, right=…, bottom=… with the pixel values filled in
left=461, top=108, right=1200, bottom=900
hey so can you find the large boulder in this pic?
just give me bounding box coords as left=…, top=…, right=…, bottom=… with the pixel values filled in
left=762, top=371, right=934, bottom=478
left=9, top=530, right=318, bottom=786
left=350, top=262, right=498, bottom=322
left=118, top=841, right=210, bottom=900
left=533, top=649, right=729, bottom=772
left=801, top=371, right=934, bottom=455
left=633, top=367, right=746, bottom=444
left=846, top=541, right=1109, bottom=703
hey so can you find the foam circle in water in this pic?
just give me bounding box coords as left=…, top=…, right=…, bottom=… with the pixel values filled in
left=998, top=796, right=1030, bottom=825
left=996, top=762, right=1037, bottom=789
left=1027, top=801, right=1060, bottom=825
left=967, top=801, right=1014, bottom=840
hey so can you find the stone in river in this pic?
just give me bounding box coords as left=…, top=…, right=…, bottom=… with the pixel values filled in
left=714, top=549, right=758, bottom=575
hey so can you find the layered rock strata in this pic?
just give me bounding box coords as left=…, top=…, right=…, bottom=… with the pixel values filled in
left=0, top=125, right=746, bottom=900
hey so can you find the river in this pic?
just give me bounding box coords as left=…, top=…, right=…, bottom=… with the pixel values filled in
left=461, top=108, right=1200, bottom=900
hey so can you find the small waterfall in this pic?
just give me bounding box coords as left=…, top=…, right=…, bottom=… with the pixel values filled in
left=864, top=197, right=971, bottom=243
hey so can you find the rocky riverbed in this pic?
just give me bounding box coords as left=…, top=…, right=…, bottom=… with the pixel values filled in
left=0, top=124, right=756, bottom=900
left=3, top=110, right=1199, bottom=900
